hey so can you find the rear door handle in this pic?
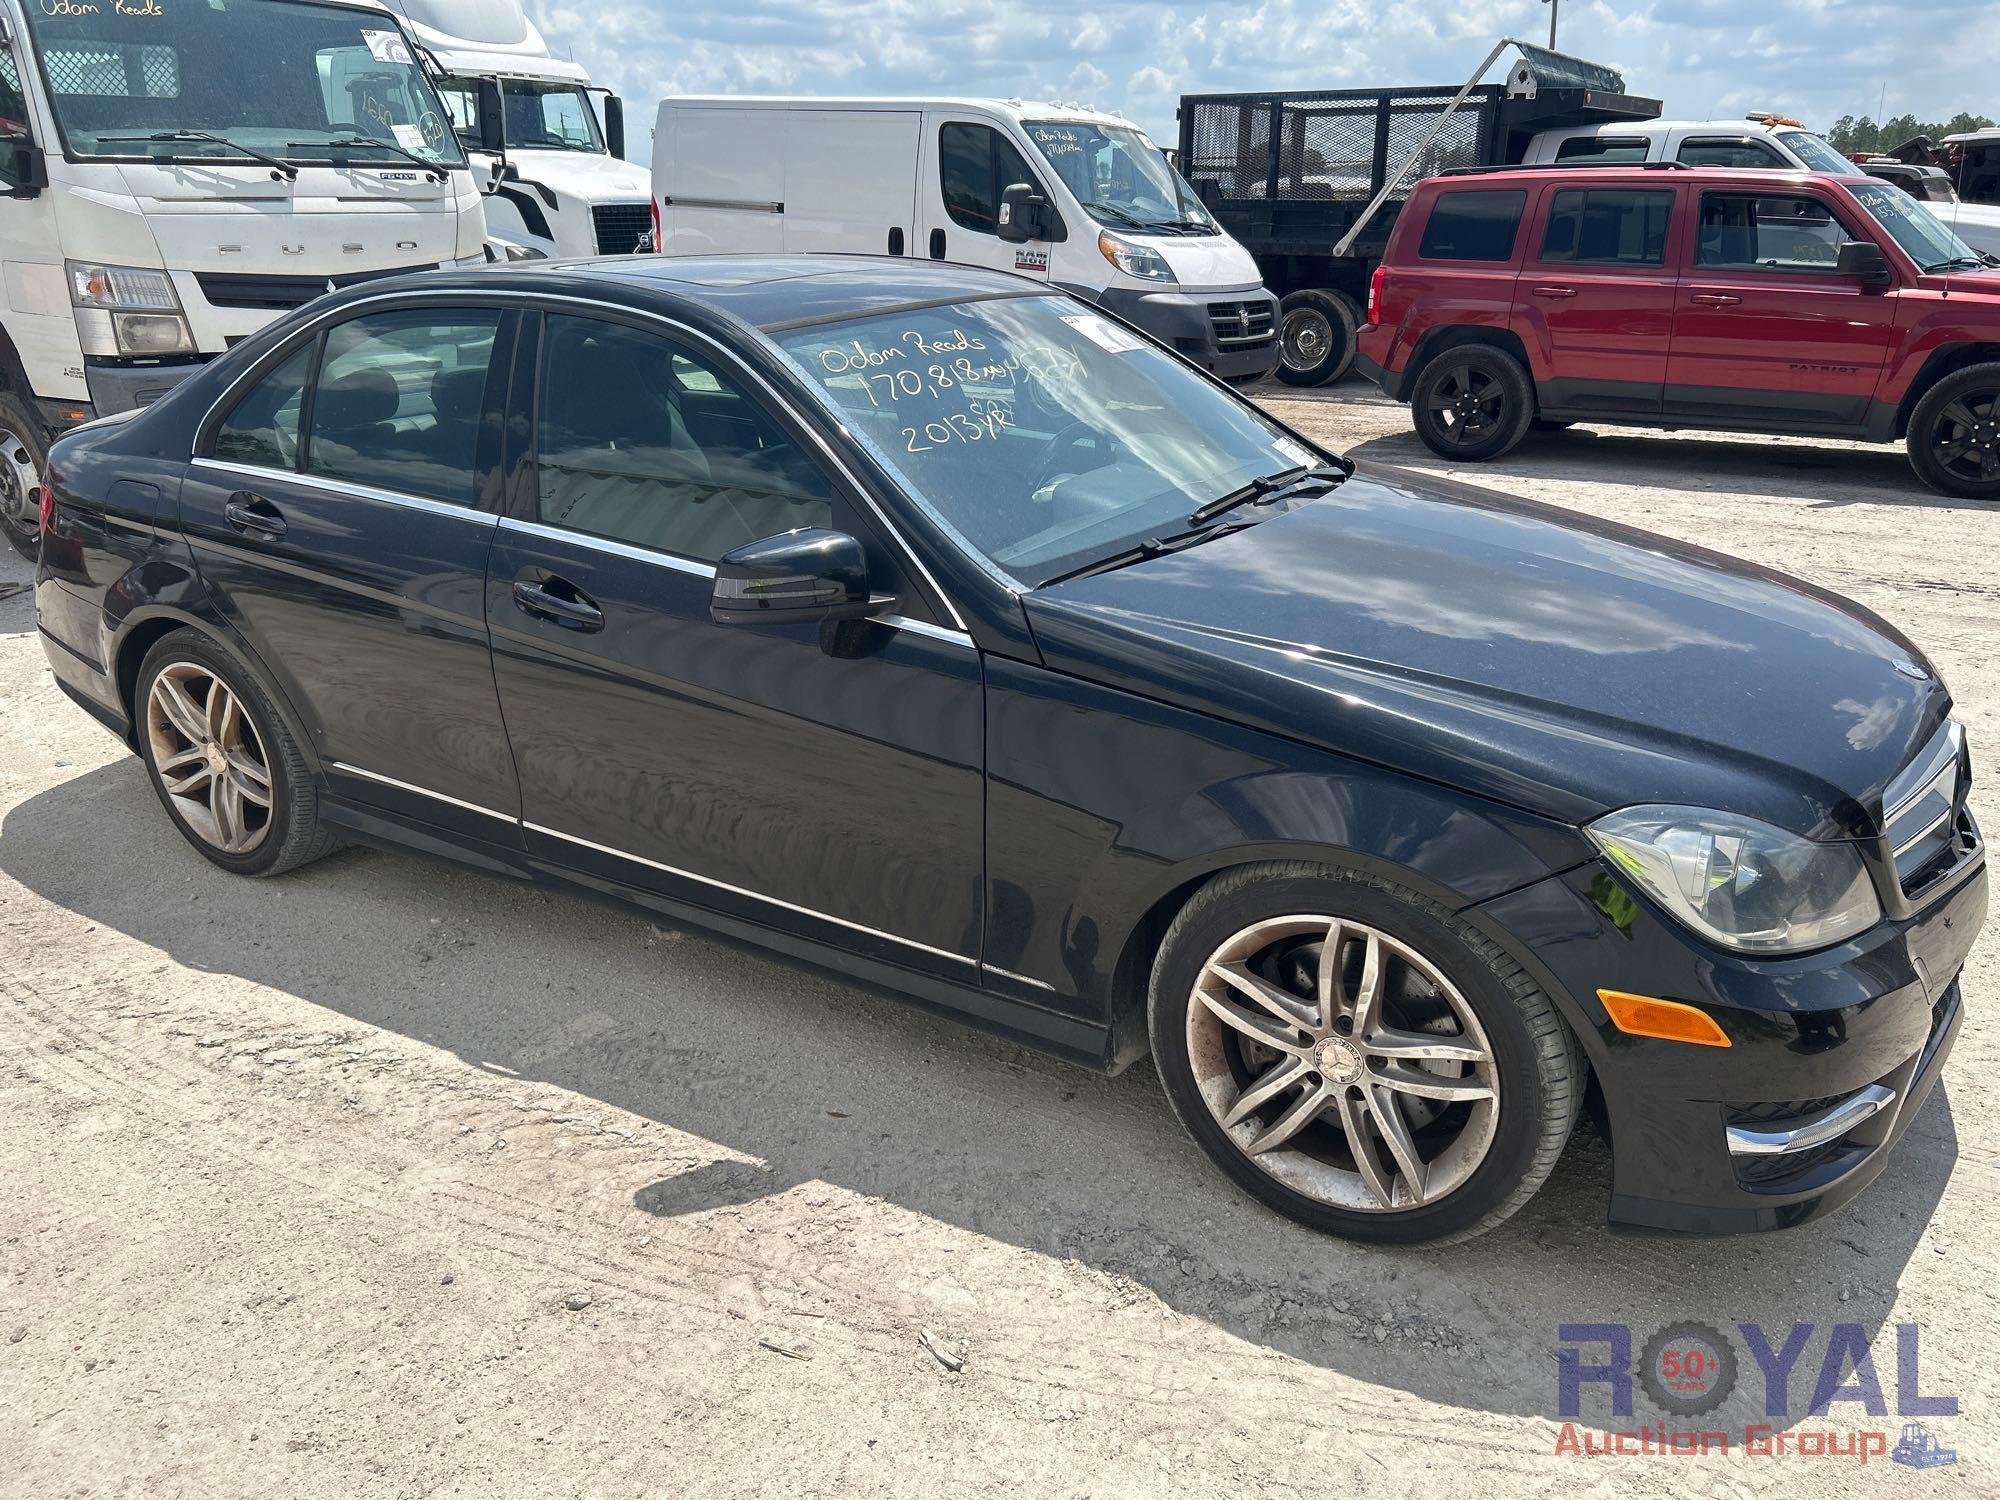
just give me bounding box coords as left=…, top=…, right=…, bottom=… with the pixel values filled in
left=223, top=492, right=286, bottom=538
left=1690, top=292, right=1742, bottom=307
left=1531, top=284, right=1577, bottom=299
left=513, top=577, right=604, bottom=632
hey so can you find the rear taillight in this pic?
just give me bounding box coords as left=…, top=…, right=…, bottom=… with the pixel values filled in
left=649, top=197, right=662, bottom=253
left=1366, top=263, right=1388, bottom=327
left=36, top=478, right=53, bottom=534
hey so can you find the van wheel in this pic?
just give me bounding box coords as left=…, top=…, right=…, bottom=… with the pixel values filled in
left=1410, top=347, right=1535, bottom=462
left=0, top=392, right=48, bottom=564
left=1276, top=290, right=1359, bottom=388
left=1147, top=863, right=1583, bottom=1245
left=1907, top=362, right=2000, bottom=500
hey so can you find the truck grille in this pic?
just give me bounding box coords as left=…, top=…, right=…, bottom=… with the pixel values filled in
left=1207, top=299, right=1275, bottom=346
left=592, top=202, right=652, bottom=256
left=193, top=265, right=436, bottom=311
left=1882, top=721, right=1980, bottom=898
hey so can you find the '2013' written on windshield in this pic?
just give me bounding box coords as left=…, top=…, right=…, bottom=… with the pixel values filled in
left=817, top=326, right=1086, bottom=453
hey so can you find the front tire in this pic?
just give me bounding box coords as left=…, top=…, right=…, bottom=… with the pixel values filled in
left=1147, top=863, right=1582, bottom=1245
left=136, top=629, right=337, bottom=877
left=1907, top=362, right=2000, bottom=500
left=1275, top=289, right=1359, bottom=388
left=1409, top=345, right=1535, bottom=462
left=0, top=391, right=48, bottom=564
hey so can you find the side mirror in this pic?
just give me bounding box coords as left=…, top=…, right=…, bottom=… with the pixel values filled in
left=476, top=76, right=506, bottom=154
left=711, top=528, right=892, bottom=627
left=602, top=94, right=625, bottom=160
left=0, top=140, right=45, bottom=198
left=998, top=181, right=1049, bottom=244
left=1837, top=239, right=1893, bottom=289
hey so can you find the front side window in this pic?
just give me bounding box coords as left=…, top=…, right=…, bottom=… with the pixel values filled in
left=774, top=295, right=1325, bottom=588
left=1023, top=119, right=1212, bottom=231
left=307, top=309, right=499, bottom=505
left=1695, top=193, right=1850, bottom=271
left=938, top=122, right=1042, bottom=236
left=21, top=0, right=464, bottom=166
left=1554, top=135, right=1649, bottom=164
left=536, top=315, right=833, bottom=563
left=1418, top=190, right=1527, bottom=262
left=214, top=343, right=312, bottom=470
left=1539, top=188, right=1673, bottom=266
left=1676, top=137, right=1786, bottom=169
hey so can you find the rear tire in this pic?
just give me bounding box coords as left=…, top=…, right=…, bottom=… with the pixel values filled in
left=1409, top=346, right=1535, bottom=462
left=1907, top=362, right=2000, bottom=500
left=0, top=391, right=48, bottom=564
left=1276, top=289, right=1359, bottom=388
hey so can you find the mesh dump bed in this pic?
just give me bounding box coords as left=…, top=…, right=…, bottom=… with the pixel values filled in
left=1182, top=88, right=1497, bottom=203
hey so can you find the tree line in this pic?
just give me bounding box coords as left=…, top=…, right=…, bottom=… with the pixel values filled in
left=1826, top=113, right=1994, bottom=154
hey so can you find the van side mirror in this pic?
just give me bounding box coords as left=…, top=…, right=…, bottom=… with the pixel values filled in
left=476, top=76, right=506, bottom=154
left=0, top=140, right=46, bottom=198
left=710, top=529, right=893, bottom=627
left=999, top=181, right=1052, bottom=243
left=1837, top=239, right=1893, bottom=289
left=602, top=94, right=625, bottom=160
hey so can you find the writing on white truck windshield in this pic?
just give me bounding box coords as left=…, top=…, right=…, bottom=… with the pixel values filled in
left=1025, top=120, right=1215, bottom=234
left=20, top=0, right=464, bottom=168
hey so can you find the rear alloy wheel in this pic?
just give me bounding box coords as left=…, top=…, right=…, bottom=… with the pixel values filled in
left=0, top=392, right=48, bottom=564
left=1908, top=362, right=2000, bottom=500
left=1276, top=289, right=1359, bottom=388
left=1149, top=864, right=1581, bottom=1244
left=1409, top=346, right=1534, bottom=462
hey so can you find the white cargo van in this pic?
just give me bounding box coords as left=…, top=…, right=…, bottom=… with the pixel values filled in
left=0, top=0, right=489, bottom=560
left=651, top=97, right=1280, bottom=381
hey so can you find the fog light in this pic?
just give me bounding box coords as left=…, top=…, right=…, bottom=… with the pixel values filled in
left=113, top=312, right=194, bottom=356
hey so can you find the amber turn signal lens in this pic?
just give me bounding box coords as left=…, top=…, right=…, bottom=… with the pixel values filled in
left=1597, top=990, right=1732, bottom=1048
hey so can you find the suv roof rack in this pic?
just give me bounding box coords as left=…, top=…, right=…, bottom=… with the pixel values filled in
left=1438, top=161, right=1694, bottom=176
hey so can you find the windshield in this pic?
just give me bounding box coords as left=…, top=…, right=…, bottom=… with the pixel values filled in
left=22, top=0, right=464, bottom=167
left=774, top=296, right=1324, bottom=587
left=437, top=77, right=603, bottom=153
left=1023, top=120, right=1213, bottom=232
left=1849, top=181, right=1985, bottom=270
left=1779, top=130, right=1854, bottom=175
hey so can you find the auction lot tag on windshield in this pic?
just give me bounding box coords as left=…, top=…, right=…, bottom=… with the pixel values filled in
left=362, top=29, right=413, bottom=65
left=1058, top=312, right=1146, bottom=355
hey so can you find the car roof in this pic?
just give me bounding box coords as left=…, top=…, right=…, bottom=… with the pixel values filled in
left=1425, top=165, right=1870, bottom=190
left=310, top=254, right=1050, bottom=333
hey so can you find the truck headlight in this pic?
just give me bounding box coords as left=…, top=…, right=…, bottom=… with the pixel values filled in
left=1587, top=805, right=1882, bottom=955
left=1097, top=231, right=1174, bottom=282
left=66, top=261, right=194, bottom=357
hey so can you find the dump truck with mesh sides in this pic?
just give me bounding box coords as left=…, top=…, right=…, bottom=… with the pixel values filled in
left=1177, top=40, right=1661, bottom=385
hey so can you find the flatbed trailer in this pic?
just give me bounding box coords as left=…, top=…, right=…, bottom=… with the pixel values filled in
left=1176, top=40, right=1661, bottom=384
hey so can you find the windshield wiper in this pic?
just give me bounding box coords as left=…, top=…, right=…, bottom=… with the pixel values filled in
left=1039, top=518, right=1261, bottom=588
left=1186, top=463, right=1348, bottom=527
left=1082, top=200, right=1149, bottom=230
left=288, top=134, right=447, bottom=181
left=96, top=129, right=299, bottom=180
left=1922, top=254, right=1991, bottom=272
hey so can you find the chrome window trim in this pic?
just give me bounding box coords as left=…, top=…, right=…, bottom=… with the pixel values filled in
left=192, top=457, right=495, bottom=524
left=497, top=515, right=715, bottom=577
left=524, top=820, right=975, bottom=965
left=192, top=286, right=972, bottom=633
left=985, top=963, right=1056, bottom=992
left=327, top=760, right=516, bottom=823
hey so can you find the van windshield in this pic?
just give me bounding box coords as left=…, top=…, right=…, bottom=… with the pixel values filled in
left=1023, top=120, right=1214, bottom=233
left=774, top=294, right=1327, bottom=587
left=21, top=0, right=464, bottom=167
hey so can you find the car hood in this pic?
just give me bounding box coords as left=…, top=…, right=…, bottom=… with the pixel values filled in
left=1023, top=467, right=1950, bottom=838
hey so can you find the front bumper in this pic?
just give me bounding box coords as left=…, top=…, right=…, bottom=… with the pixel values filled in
left=1480, top=853, right=1985, bottom=1234
left=1096, top=285, right=1280, bottom=380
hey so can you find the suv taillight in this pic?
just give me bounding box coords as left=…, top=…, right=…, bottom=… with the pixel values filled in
left=1366, top=263, right=1388, bottom=327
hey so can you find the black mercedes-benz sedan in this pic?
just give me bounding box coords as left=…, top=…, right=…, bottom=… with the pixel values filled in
left=33, top=256, right=1984, bottom=1244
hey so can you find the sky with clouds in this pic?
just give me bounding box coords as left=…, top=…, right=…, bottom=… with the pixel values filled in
left=525, top=0, right=1998, bottom=161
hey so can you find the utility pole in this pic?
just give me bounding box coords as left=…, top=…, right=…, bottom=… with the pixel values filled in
left=1542, top=0, right=1559, bottom=49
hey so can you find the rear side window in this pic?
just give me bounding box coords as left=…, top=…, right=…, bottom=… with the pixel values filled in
left=213, top=343, right=312, bottom=470
left=1554, top=136, right=1649, bottom=164
left=1539, top=189, right=1674, bottom=266
left=1696, top=193, right=1848, bottom=271
left=1676, top=137, right=1786, bottom=168
left=1417, top=190, right=1526, bottom=262
left=939, top=123, right=1042, bottom=236
left=306, top=309, right=499, bottom=506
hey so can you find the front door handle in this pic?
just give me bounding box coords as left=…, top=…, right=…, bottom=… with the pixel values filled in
left=223, top=492, right=286, bottom=538
left=513, top=576, right=604, bottom=632
left=1690, top=292, right=1742, bottom=307
left=1531, top=284, right=1577, bottom=299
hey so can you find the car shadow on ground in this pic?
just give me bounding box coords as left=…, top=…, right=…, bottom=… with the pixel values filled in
left=0, top=759, right=1960, bottom=1435
left=1340, top=426, right=1996, bottom=513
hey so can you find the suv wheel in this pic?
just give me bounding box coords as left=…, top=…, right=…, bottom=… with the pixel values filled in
left=1907, top=362, right=2000, bottom=500
left=1148, top=863, right=1583, bottom=1245
left=1276, top=289, right=1359, bottom=388
left=1409, top=346, right=1535, bottom=462
left=0, top=392, right=48, bottom=564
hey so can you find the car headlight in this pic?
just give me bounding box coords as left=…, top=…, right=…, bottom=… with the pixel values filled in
left=1587, top=805, right=1882, bottom=955
left=1097, top=231, right=1174, bottom=282
left=66, top=260, right=195, bottom=357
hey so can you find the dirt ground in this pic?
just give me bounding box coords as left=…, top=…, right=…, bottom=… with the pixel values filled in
left=2, top=384, right=1995, bottom=1498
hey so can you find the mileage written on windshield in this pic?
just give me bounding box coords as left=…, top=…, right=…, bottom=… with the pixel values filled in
left=812, top=321, right=1096, bottom=446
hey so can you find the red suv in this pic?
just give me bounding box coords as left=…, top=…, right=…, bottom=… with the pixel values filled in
left=1354, top=166, right=2000, bottom=498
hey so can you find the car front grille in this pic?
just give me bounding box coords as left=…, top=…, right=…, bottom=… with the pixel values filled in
left=193, top=264, right=436, bottom=311
left=1882, top=721, right=1980, bottom=899
left=1207, top=299, right=1275, bottom=346
left=592, top=202, right=651, bottom=256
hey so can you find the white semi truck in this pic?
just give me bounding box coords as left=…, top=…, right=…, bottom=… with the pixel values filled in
left=0, top=0, right=489, bottom=561
left=384, top=0, right=650, bottom=260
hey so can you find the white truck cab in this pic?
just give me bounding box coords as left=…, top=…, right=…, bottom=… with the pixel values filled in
left=1520, top=115, right=2000, bottom=258
left=0, top=0, right=487, bottom=558
left=384, top=0, right=651, bottom=259
left=652, top=97, right=1280, bottom=381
